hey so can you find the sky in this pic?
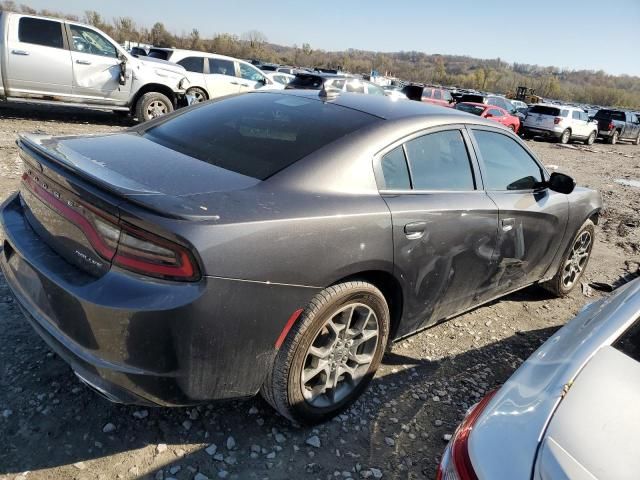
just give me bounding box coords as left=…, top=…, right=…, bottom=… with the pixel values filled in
left=24, top=0, right=640, bottom=76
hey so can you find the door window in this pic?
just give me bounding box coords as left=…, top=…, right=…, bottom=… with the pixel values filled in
left=177, top=56, right=204, bottom=73
left=487, top=109, right=503, bottom=117
left=69, top=25, right=117, bottom=57
left=443, top=90, right=453, bottom=102
left=345, top=80, right=365, bottom=93
left=18, top=17, right=63, bottom=49
left=404, top=130, right=475, bottom=190
left=208, top=58, right=234, bottom=76
left=239, top=63, right=265, bottom=82
left=433, top=89, right=442, bottom=100
left=572, top=110, right=581, bottom=120
left=380, top=146, right=411, bottom=189
left=473, top=130, right=542, bottom=190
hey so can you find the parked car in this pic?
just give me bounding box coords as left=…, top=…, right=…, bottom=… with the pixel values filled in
left=258, top=63, right=279, bottom=71
left=276, top=66, right=296, bottom=75
left=438, top=276, right=640, bottom=480
left=510, top=99, right=528, bottom=110
left=421, top=87, right=454, bottom=107
left=458, top=94, right=517, bottom=114
left=593, top=109, right=640, bottom=145
left=0, top=12, right=189, bottom=121
left=455, top=102, right=520, bottom=133
left=157, top=49, right=277, bottom=103
left=382, top=85, right=409, bottom=101
left=265, top=71, right=294, bottom=87
left=286, top=72, right=385, bottom=95
left=523, top=104, right=598, bottom=144
left=1, top=91, right=601, bottom=424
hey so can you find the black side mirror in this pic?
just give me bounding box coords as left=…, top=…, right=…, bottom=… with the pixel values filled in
left=547, top=172, right=575, bottom=194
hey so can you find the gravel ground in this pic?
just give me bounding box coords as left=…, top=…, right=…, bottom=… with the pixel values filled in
left=0, top=103, right=639, bottom=480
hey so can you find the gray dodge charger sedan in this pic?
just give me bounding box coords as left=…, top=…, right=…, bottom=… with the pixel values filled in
left=0, top=90, right=602, bottom=424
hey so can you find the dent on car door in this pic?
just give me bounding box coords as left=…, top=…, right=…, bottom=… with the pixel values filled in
left=6, top=16, right=73, bottom=97
left=469, top=127, right=569, bottom=294
left=377, top=127, right=499, bottom=336
left=67, top=23, right=129, bottom=103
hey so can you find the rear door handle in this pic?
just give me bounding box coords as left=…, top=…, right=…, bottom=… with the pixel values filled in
left=404, top=221, right=427, bottom=239
left=75, top=59, right=92, bottom=65
left=11, top=49, right=29, bottom=55
left=502, top=218, right=515, bottom=232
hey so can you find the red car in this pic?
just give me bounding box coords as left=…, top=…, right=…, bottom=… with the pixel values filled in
left=421, top=87, right=454, bottom=108
left=455, top=102, right=521, bottom=133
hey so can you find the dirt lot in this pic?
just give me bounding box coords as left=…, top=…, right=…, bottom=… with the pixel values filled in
left=0, top=104, right=639, bottom=480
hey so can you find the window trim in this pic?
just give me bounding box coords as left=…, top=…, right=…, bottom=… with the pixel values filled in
left=19, top=16, right=68, bottom=50
left=373, top=124, right=482, bottom=194
left=466, top=125, right=549, bottom=193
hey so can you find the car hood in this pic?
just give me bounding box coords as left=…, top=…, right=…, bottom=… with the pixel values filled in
left=134, top=56, right=186, bottom=76
left=21, top=133, right=260, bottom=219
left=467, top=277, right=640, bottom=480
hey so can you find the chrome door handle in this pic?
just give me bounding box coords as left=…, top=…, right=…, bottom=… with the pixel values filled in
left=501, top=218, right=515, bottom=232
left=11, top=49, right=29, bottom=55
left=75, top=59, right=92, bottom=65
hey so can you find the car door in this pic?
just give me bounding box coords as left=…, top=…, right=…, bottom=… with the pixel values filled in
left=376, top=127, right=499, bottom=336
left=469, top=127, right=569, bottom=294
left=236, top=61, right=267, bottom=92
left=5, top=15, right=73, bottom=97
left=206, top=57, right=240, bottom=98
left=174, top=55, right=206, bottom=95
left=570, top=110, right=587, bottom=137
left=66, top=23, right=129, bottom=104
left=484, top=108, right=505, bottom=126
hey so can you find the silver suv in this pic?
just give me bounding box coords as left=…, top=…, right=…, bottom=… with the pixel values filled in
left=0, top=12, right=190, bottom=121
left=523, top=104, right=598, bottom=144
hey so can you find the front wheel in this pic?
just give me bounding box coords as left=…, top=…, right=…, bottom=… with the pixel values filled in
left=261, top=281, right=389, bottom=424
left=542, top=219, right=594, bottom=297
left=186, top=87, right=207, bottom=104
left=135, top=92, right=174, bottom=123
left=584, top=131, right=596, bottom=145
left=634, top=132, right=640, bottom=146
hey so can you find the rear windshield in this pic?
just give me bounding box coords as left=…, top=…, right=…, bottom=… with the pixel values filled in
left=142, top=93, right=377, bottom=180
left=528, top=105, right=561, bottom=116
left=613, top=317, right=640, bottom=363
left=594, top=110, right=625, bottom=121
left=456, top=103, right=484, bottom=116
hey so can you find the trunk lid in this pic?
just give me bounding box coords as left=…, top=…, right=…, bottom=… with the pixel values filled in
left=525, top=105, right=562, bottom=129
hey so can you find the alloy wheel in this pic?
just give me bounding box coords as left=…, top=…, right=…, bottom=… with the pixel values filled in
left=301, top=303, right=379, bottom=408
left=146, top=100, right=168, bottom=119
left=561, top=231, right=592, bottom=289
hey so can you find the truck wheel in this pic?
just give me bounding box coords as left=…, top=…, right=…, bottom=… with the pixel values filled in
left=634, top=132, right=640, bottom=146
left=261, top=281, right=389, bottom=425
left=608, top=130, right=619, bottom=145
left=541, top=219, right=594, bottom=297
left=584, top=131, right=596, bottom=145
left=186, top=87, right=207, bottom=104
left=135, top=92, right=173, bottom=122
left=559, top=129, right=571, bottom=144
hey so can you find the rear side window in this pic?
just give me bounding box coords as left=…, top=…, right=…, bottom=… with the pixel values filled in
left=474, top=130, right=542, bottom=190
left=143, top=93, right=378, bottom=180
left=572, top=111, right=581, bottom=120
left=404, top=130, right=475, bottom=190
left=18, top=17, right=63, bottom=49
left=177, top=56, right=204, bottom=73
left=614, top=318, right=640, bottom=363
left=528, top=105, right=560, bottom=116
left=381, top=147, right=411, bottom=189
left=209, top=58, right=234, bottom=76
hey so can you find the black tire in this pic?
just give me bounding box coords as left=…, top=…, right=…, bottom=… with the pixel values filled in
left=584, top=131, right=596, bottom=145
left=186, top=87, right=207, bottom=104
left=634, top=132, right=640, bottom=146
left=261, top=281, right=390, bottom=424
left=135, top=92, right=173, bottom=123
left=559, top=129, right=571, bottom=144
left=522, top=131, right=532, bottom=140
left=608, top=130, right=619, bottom=145
left=541, top=219, right=595, bottom=297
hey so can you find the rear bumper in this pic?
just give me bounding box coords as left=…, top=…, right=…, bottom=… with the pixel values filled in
left=522, top=126, right=563, bottom=138
left=598, top=130, right=614, bottom=137
left=1, top=192, right=318, bottom=406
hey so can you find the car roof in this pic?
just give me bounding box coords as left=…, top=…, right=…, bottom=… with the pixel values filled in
left=252, top=90, right=490, bottom=123
left=161, top=48, right=242, bottom=63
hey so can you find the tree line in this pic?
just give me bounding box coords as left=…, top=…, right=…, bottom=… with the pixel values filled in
left=2, top=1, right=638, bottom=108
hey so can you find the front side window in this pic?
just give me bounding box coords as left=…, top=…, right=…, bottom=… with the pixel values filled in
left=69, top=25, right=117, bottom=57
left=177, top=56, right=204, bottom=73
left=473, top=130, right=542, bottom=190
left=404, top=130, right=475, bottom=190
left=443, top=90, right=453, bottom=102
left=209, top=58, right=234, bottom=76
left=18, top=17, right=63, bottom=49
left=572, top=110, right=581, bottom=120
left=239, top=63, right=265, bottom=82
left=380, top=146, right=411, bottom=189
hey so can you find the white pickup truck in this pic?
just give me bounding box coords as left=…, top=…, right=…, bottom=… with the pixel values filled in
left=0, top=12, right=190, bottom=121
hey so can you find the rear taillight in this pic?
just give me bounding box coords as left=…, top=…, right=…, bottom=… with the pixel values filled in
left=22, top=173, right=200, bottom=281
left=553, top=117, right=561, bottom=125
left=436, top=389, right=498, bottom=480
left=608, top=121, right=615, bottom=131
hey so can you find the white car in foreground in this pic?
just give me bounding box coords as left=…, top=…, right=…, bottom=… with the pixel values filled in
left=438, top=277, right=640, bottom=480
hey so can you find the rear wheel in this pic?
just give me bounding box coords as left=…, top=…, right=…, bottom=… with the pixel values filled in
left=559, top=129, right=571, bottom=144
left=542, top=219, right=594, bottom=297
left=135, top=92, right=173, bottom=123
left=584, top=131, right=596, bottom=145
left=508, top=124, right=516, bottom=132
left=608, top=130, right=619, bottom=145
left=634, top=132, right=640, bottom=146
left=261, top=281, right=389, bottom=424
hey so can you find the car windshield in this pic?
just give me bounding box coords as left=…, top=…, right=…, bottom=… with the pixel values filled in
left=594, top=110, right=625, bottom=121
left=528, top=105, right=561, bottom=116
left=456, top=104, right=484, bottom=116
left=142, top=93, right=378, bottom=180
